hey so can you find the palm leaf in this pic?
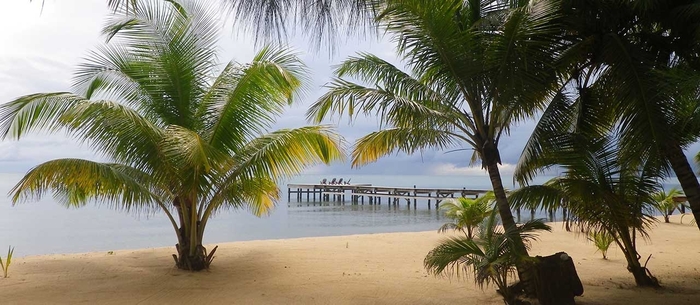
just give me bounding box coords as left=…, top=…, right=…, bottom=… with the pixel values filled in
left=10, top=159, right=163, bottom=214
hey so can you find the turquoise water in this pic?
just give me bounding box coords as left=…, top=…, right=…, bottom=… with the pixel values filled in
left=0, top=173, right=682, bottom=257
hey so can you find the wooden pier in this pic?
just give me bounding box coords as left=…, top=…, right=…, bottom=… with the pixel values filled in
left=287, top=183, right=490, bottom=209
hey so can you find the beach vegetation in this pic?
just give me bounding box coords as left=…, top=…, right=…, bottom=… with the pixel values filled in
left=0, top=246, right=14, bottom=278
left=509, top=133, right=661, bottom=287
left=514, top=0, right=700, bottom=232
left=306, top=0, right=562, bottom=291
left=0, top=0, right=343, bottom=271
left=588, top=231, right=614, bottom=260
left=438, top=193, right=494, bottom=239
left=425, top=213, right=550, bottom=305
left=652, top=188, right=685, bottom=223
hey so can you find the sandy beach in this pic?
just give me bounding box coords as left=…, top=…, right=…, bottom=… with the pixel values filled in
left=1, top=215, right=699, bottom=304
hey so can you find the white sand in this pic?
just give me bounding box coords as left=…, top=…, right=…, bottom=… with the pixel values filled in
left=1, top=215, right=699, bottom=304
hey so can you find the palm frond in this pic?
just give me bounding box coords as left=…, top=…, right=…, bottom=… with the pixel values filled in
left=232, top=125, right=344, bottom=178
left=0, top=93, right=87, bottom=139
left=351, top=127, right=461, bottom=167
left=10, top=159, right=163, bottom=214
left=90, top=0, right=221, bottom=128
left=204, top=46, right=308, bottom=152
left=223, top=0, right=376, bottom=49
left=424, top=236, right=485, bottom=279
left=425, top=216, right=550, bottom=292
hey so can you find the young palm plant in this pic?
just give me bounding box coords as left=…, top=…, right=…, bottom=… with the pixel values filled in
left=588, top=231, right=614, bottom=260
left=509, top=134, right=661, bottom=287
left=425, top=212, right=551, bottom=304
left=0, top=0, right=343, bottom=271
left=0, top=246, right=13, bottom=278
left=652, top=188, right=685, bottom=223
left=438, top=192, right=494, bottom=239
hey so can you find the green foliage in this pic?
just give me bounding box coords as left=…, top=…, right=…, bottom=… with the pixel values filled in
left=425, top=213, right=550, bottom=304
left=588, top=231, right=614, bottom=260
left=0, top=246, right=14, bottom=278
left=438, top=193, right=494, bottom=239
left=224, top=0, right=375, bottom=48
left=652, top=188, right=685, bottom=223
left=306, top=0, right=563, bottom=263
left=513, top=0, right=700, bottom=233
left=1, top=0, right=344, bottom=270
left=510, top=133, right=661, bottom=286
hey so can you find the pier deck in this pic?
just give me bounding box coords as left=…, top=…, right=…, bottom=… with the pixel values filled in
left=287, top=183, right=490, bottom=209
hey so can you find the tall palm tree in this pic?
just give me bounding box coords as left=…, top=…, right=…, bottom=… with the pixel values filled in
left=509, top=133, right=661, bottom=287
left=308, top=0, right=561, bottom=262
left=0, top=0, right=343, bottom=271
left=425, top=212, right=551, bottom=304
left=438, top=192, right=494, bottom=239
left=652, top=188, right=684, bottom=223
left=515, top=0, right=700, bottom=231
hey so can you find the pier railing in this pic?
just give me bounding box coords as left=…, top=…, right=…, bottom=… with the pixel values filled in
left=287, top=183, right=489, bottom=209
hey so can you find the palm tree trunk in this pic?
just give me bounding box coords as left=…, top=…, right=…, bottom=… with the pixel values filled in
left=485, top=161, right=527, bottom=255
left=172, top=197, right=214, bottom=271
left=174, top=227, right=208, bottom=271
left=485, top=156, right=534, bottom=296
left=618, top=231, right=659, bottom=287
left=664, top=143, right=700, bottom=230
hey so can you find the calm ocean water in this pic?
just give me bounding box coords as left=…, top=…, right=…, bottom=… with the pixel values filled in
left=0, top=173, right=682, bottom=257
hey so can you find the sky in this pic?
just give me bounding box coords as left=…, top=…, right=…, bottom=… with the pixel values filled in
left=1, top=0, right=697, bottom=178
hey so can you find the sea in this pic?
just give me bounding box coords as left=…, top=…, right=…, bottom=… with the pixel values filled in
left=0, top=173, right=683, bottom=257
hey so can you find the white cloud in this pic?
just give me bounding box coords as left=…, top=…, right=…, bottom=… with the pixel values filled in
left=430, top=162, right=517, bottom=176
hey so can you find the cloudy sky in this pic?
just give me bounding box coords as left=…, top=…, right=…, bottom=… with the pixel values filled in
left=2, top=0, right=696, bottom=178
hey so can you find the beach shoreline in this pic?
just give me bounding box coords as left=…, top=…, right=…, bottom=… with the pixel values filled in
left=1, top=215, right=699, bottom=304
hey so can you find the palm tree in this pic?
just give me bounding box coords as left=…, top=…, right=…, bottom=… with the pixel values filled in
left=516, top=0, right=700, bottom=231
left=307, top=0, right=561, bottom=264
left=438, top=193, right=494, bottom=239
left=425, top=212, right=551, bottom=304
left=509, top=133, right=661, bottom=287
left=652, top=188, right=685, bottom=223
left=0, top=0, right=343, bottom=271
